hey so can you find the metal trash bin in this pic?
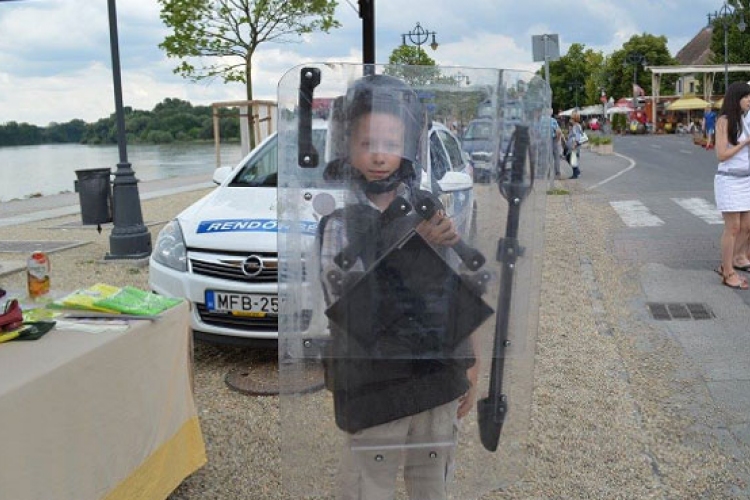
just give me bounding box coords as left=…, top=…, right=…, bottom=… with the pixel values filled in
left=74, top=168, right=112, bottom=225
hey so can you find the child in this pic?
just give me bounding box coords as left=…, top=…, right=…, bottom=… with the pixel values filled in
left=318, top=74, right=480, bottom=500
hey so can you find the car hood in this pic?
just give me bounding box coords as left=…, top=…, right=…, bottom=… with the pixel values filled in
left=177, top=186, right=318, bottom=253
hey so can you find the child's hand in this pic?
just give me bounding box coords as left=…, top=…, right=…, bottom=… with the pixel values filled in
left=416, top=212, right=459, bottom=246
left=458, top=363, right=479, bottom=419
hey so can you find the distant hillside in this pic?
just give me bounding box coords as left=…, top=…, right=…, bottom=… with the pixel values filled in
left=0, top=98, right=241, bottom=147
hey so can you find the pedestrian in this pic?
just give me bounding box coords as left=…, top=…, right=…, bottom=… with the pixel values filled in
left=703, top=105, right=717, bottom=150
left=318, top=73, right=479, bottom=499
left=550, top=109, right=562, bottom=179
left=567, top=111, right=584, bottom=179
left=713, top=81, right=750, bottom=289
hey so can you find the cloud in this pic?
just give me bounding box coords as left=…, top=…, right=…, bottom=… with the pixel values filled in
left=0, top=0, right=727, bottom=125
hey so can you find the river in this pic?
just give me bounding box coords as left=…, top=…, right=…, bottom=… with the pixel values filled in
left=0, top=142, right=244, bottom=203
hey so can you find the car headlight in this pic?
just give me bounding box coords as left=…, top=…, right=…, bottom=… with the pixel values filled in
left=152, top=219, right=187, bottom=272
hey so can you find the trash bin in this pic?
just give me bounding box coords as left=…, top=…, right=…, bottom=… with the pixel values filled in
left=74, top=168, right=112, bottom=225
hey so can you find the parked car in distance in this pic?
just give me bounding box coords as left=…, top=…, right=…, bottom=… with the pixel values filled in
left=461, top=118, right=516, bottom=183
left=149, top=120, right=475, bottom=347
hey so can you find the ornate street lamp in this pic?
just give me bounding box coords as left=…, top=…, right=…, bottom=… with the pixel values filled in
left=626, top=52, right=647, bottom=109
left=401, top=22, right=439, bottom=53
left=708, top=1, right=747, bottom=92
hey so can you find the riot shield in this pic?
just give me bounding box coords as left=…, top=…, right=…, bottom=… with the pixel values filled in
left=278, top=64, right=550, bottom=499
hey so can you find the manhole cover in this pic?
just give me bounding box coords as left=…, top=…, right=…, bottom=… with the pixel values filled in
left=0, top=240, right=89, bottom=254
left=647, top=302, right=715, bottom=321
left=225, top=360, right=325, bottom=396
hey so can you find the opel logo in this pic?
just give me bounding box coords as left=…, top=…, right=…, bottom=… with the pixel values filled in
left=242, top=255, right=264, bottom=277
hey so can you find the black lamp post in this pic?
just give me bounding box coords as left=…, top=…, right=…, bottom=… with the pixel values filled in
left=105, top=0, right=151, bottom=259
left=401, top=22, right=439, bottom=54
left=708, top=1, right=747, bottom=93
left=568, top=80, right=582, bottom=108
left=358, top=0, right=375, bottom=66
left=626, top=52, right=647, bottom=109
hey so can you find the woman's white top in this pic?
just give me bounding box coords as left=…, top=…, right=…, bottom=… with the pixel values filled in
left=715, top=116, right=750, bottom=212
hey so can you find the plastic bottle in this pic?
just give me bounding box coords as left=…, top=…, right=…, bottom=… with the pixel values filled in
left=27, top=251, right=51, bottom=298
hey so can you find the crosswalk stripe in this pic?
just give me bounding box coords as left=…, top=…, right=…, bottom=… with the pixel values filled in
left=671, top=197, right=723, bottom=224
left=610, top=200, right=665, bottom=227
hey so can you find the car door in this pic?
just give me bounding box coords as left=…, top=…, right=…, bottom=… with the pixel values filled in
left=429, top=129, right=474, bottom=240
left=437, top=128, right=473, bottom=178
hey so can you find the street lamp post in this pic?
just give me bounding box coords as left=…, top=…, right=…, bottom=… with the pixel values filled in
left=708, top=1, right=747, bottom=93
left=105, top=0, right=151, bottom=259
left=568, top=80, right=582, bottom=108
left=626, top=52, right=647, bottom=110
left=401, top=22, right=439, bottom=54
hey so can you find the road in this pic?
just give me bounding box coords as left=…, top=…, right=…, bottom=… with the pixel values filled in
left=590, top=133, right=722, bottom=270
left=575, top=133, right=750, bottom=493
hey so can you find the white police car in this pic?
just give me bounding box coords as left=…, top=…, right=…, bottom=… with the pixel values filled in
left=149, top=121, right=475, bottom=346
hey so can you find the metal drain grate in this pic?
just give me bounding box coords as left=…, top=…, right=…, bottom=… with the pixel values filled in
left=647, top=302, right=715, bottom=321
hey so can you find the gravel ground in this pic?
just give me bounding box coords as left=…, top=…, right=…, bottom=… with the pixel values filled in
left=2, top=180, right=748, bottom=499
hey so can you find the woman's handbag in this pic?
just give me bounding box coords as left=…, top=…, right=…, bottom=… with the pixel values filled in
left=579, top=132, right=589, bottom=144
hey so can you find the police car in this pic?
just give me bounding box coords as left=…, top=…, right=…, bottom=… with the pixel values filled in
left=149, top=121, right=475, bottom=346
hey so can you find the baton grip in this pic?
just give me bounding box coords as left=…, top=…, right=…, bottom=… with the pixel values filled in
left=414, top=194, right=486, bottom=271
left=298, top=67, right=321, bottom=168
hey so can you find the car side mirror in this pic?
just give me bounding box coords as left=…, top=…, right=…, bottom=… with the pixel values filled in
left=212, top=166, right=233, bottom=185
left=437, top=171, right=473, bottom=192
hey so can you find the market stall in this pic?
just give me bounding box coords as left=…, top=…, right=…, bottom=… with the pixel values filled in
left=0, top=300, right=206, bottom=500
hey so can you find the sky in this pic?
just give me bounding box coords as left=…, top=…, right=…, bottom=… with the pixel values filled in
left=0, top=0, right=727, bottom=126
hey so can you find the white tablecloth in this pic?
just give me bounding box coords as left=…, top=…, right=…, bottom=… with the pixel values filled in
left=0, top=301, right=206, bottom=500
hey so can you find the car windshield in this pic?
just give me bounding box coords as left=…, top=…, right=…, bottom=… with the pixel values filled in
left=230, top=129, right=327, bottom=187
left=463, top=121, right=491, bottom=141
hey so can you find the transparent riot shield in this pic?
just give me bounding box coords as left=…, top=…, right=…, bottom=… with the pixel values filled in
left=278, top=64, right=550, bottom=499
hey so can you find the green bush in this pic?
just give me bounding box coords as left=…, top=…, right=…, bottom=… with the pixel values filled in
left=589, top=135, right=612, bottom=145
left=612, top=113, right=627, bottom=133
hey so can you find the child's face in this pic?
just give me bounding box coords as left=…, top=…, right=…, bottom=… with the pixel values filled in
left=349, top=112, right=405, bottom=182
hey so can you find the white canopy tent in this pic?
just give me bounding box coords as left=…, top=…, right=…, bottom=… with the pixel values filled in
left=579, top=104, right=604, bottom=116
left=559, top=105, right=604, bottom=117
left=606, top=106, right=634, bottom=115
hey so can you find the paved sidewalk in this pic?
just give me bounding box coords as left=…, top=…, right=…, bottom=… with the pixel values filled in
left=0, top=173, right=214, bottom=228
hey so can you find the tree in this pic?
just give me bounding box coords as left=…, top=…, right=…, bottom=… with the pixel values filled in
left=158, top=0, right=340, bottom=146
left=388, top=45, right=436, bottom=66
left=385, top=44, right=443, bottom=87
left=547, top=43, right=601, bottom=112
left=708, top=0, right=750, bottom=93
left=603, top=34, right=677, bottom=102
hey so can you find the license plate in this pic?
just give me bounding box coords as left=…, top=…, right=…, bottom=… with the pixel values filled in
left=205, top=291, right=278, bottom=316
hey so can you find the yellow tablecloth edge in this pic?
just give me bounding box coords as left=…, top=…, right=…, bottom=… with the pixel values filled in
left=104, top=416, right=207, bottom=500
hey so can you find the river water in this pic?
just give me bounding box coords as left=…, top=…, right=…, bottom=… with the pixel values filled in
left=0, top=143, right=244, bottom=202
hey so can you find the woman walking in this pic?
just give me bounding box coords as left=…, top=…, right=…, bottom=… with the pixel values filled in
left=567, top=112, right=584, bottom=179
left=714, top=81, right=750, bottom=289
